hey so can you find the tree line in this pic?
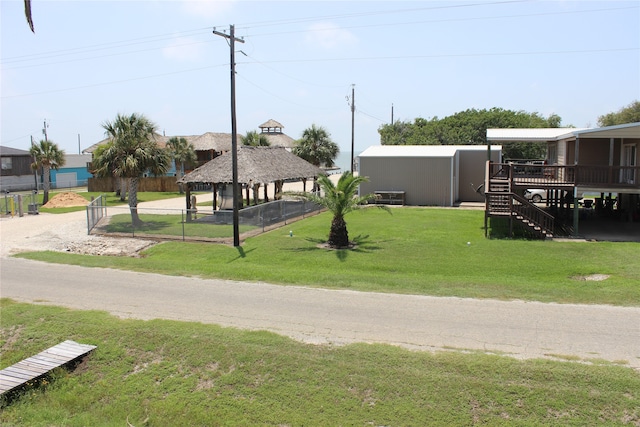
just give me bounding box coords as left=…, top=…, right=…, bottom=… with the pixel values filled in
left=377, top=101, right=639, bottom=160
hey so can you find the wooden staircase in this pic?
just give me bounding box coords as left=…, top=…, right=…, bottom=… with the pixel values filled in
left=485, top=169, right=555, bottom=239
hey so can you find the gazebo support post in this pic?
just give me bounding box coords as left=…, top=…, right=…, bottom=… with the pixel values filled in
left=302, top=178, right=307, bottom=192
left=245, top=184, right=250, bottom=207
left=185, top=184, right=192, bottom=222
left=252, top=183, right=260, bottom=205
left=213, top=183, right=218, bottom=211
left=264, top=184, right=269, bottom=203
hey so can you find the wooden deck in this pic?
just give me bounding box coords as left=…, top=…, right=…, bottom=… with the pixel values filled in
left=0, top=340, right=97, bottom=395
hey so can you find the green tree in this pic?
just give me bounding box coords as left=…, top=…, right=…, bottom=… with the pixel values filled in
left=166, top=137, right=197, bottom=194
left=293, top=124, right=339, bottom=167
left=94, top=113, right=171, bottom=226
left=377, top=108, right=562, bottom=159
left=598, top=101, right=640, bottom=127
left=241, top=131, right=271, bottom=147
left=30, top=140, right=66, bottom=205
left=290, top=172, right=382, bottom=248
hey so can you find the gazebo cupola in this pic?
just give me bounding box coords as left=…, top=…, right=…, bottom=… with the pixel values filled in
left=259, top=119, right=285, bottom=135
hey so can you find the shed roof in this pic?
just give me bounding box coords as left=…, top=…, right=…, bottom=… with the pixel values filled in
left=178, top=146, right=325, bottom=185
left=485, top=123, right=640, bottom=142
left=486, top=128, right=588, bottom=142
left=359, top=145, right=501, bottom=158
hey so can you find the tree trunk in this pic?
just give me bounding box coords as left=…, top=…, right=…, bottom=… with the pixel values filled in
left=328, top=214, right=349, bottom=248
left=120, top=177, right=128, bottom=201
left=129, top=177, right=143, bottom=227
left=42, top=165, right=51, bottom=205
left=177, top=161, right=184, bottom=194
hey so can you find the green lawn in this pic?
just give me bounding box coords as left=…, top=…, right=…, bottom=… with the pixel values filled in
left=19, top=208, right=640, bottom=306
left=105, top=213, right=255, bottom=239
left=1, top=300, right=638, bottom=426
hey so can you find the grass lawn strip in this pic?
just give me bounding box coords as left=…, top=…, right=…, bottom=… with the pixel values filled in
left=1, top=300, right=638, bottom=426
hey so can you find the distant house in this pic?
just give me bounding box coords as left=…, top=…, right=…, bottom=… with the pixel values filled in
left=0, top=146, right=35, bottom=192
left=358, top=145, right=501, bottom=206
left=83, top=132, right=237, bottom=173
left=258, top=119, right=296, bottom=150
left=51, top=154, right=92, bottom=188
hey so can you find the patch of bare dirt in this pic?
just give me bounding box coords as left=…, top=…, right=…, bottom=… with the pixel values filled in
left=42, top=192, right=89, bottom=208
left=571, top=274, right=611, bottom=282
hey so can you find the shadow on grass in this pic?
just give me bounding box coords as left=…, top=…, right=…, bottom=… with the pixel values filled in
left=286, top=234, right=382, bottom=262
left=228, top=246, right=257, bottom=262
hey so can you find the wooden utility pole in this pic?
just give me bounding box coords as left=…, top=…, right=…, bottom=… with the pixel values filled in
left=350, top=84, right=355, bottom=174
left=213, top=25, right=245, bottom=247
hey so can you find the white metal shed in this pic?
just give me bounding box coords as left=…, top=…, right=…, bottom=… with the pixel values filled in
left=358, top=145, right=502, bottom=206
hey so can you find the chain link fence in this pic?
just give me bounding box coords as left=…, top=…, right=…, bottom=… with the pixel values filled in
left=87, top=197, right=324, bottom=242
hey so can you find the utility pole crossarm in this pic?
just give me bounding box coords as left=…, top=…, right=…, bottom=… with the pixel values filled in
left=212, top=27, right=245, bottom=44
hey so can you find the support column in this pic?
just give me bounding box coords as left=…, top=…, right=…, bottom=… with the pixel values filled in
left=572, top=186, right=579, bottom=236
left=185, top=185, right=192, bottom=222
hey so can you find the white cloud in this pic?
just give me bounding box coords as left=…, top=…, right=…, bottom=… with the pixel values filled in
left=180, top=0, right=235, bottom=19
left=162, top=36, right=205, bottom=61
left=304, top=22, right=358, bottom=50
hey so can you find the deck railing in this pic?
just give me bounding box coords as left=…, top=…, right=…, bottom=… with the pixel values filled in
left=489, top=163, right=640, bottom=189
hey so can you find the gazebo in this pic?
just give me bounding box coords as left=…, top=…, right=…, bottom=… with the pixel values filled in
left=178, top=146, right=326, bottom=212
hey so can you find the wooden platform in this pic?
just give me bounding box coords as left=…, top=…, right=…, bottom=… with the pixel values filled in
left=0, top=340, right=97, bottom=395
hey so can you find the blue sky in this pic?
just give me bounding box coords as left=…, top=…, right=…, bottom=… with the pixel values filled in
left=1, top=0, right=638, bottom=157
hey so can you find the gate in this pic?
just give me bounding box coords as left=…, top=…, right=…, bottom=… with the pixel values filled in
left=86, top=195, right=106, bottom=234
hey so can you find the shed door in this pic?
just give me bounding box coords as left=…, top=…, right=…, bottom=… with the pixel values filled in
left=55, top=172, right=77, bottom=189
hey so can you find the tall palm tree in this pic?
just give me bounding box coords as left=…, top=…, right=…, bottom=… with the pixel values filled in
left=293, top=124, right=339, bottom=167
left=94, top=113, right=170, bottom=226
left=91, top=141, right=128, bottom=201
left=241, top=130, right=270, bottom=147
left=166, top=137, right=197, bottom=194
left=30, top=140, right=65, bottom=205
left=291, top=172, right=381, bottom=248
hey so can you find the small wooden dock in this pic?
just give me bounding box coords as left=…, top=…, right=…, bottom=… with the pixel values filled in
left=0, top=340, right=97, bottom=395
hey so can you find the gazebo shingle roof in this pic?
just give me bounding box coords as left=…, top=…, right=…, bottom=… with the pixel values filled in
left=178, top=146, right=325, bottom=185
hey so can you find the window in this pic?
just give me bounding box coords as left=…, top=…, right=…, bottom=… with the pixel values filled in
left=1, top=157, right=12, bottom=171
left=622, top=144, right=637, bottom=184
left=547, top=143, right=558, bottom=165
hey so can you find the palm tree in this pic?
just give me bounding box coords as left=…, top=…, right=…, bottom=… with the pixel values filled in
left=241, top=131, right=270, bottom=147
left=30, top=140, right=65, bottom=205
left=291, top=172, right=382, bottom=248
left=91, top=141, right=128, bottom=201
left=293, top=124, right=339, bottom=167
left=166, top=137, right=197, bottom=193
left=94, top=113, right=170, bottom=226
left=24, top=0, right=34, bottom=32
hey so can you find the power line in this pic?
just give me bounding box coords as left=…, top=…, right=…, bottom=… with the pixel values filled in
left=3, top=46, right=635, bottom=100
left=3, top=3, right=634, bottom=69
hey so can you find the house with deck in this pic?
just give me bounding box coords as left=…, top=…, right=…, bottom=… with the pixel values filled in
left=484, top=122, right=640, bottom=239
